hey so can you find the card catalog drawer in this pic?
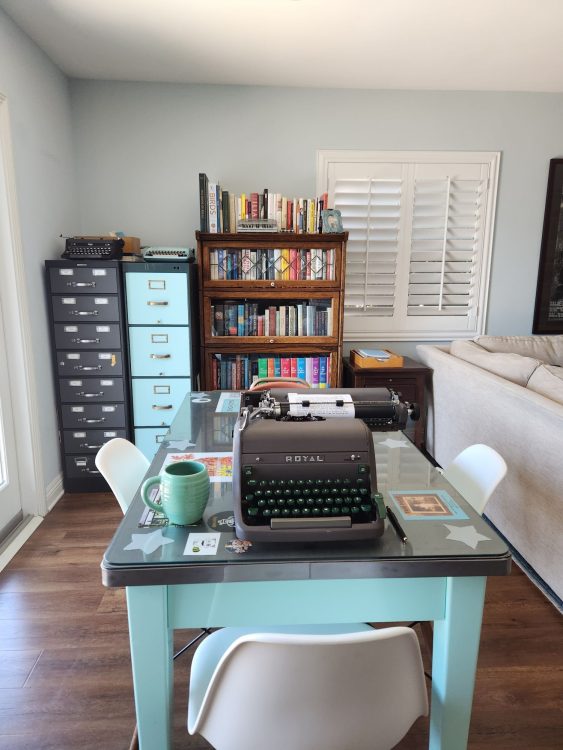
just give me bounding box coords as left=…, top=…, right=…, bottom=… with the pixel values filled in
left=49, top=266, right=118, bottom=294
left=59, top=377, right=125, bottom=403
left=65, top=454, right=103, bottom=479
left=56, top=351, right=123, bottom=377
left=63, top=428, right=126, bottom=454
left=125, top=272, right=188, bottom=325
left=54, top=323, right=121, bottom=350
left=52, top=295, right=120, bottom=322
left=134, top=428, right=170, bottom=461
left=132, top=377, right=191, bottom=426
left=61, top=403, right=126, bottom=429
left=128, top=327, right=190, bottom=377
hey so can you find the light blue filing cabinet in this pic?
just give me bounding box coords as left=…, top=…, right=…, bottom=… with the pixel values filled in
left=124, top=262, right=199, bottom=460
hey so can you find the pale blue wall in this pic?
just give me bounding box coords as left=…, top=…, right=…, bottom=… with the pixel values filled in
left=0, top=8, right=78, bottom=487
left=71, top=81, right=563, bottom=349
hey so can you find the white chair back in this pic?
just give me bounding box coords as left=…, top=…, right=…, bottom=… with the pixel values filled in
left=95, top=438, right=149, bottom=514
left=443, top=443, right=507, bottom=515
left=188, top=625, right=428, bottom=750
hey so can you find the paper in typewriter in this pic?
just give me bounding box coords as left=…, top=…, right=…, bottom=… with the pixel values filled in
left=287, top=392, right=355, bottom=418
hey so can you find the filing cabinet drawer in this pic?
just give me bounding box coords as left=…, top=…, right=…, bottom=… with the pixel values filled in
left=52, top=295, right=120, bottom=322
left=63, top=428, right=127, bottom=454
left=132, top=377, right=191, bottom=426
left=57, top=351, right=123, bottom=377
left=61, top=403, right=126, bottom=429
left=65, top=454, right=103, bottom=480
left=134, top=427, right=170, bottom=461
left=126, top=272, right=189, bottom=325
left=59, top=377, right=125, bottom=403
left=54, top=323, right=121, bottom=350
left=49, top=266, right=118, bottom=294
left=128, top=327, right=190, bottom=377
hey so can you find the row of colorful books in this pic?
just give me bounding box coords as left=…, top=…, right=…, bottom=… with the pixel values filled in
left=210, top=354, right=332, bottom=390
left=199, top=173, right=329, bottom=234
left=209, top=248, right=335, bottom=281
left=211, top=301, right=332, bottom=337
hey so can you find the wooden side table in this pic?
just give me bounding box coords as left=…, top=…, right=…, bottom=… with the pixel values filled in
left=343, top=356, right=431, bottom=450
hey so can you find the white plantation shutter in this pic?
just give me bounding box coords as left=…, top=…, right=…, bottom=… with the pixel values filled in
left=318, top=151, right=499, bottom=341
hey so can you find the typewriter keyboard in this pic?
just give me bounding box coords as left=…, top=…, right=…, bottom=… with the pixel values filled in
left=241, top=468, right=382, bottom=527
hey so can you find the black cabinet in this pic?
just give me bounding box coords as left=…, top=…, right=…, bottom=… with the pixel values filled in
left=46, top=260, right=131, bottom=492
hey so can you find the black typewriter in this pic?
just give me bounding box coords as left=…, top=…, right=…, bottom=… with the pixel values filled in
left=232, top=388, right=417, bottom=543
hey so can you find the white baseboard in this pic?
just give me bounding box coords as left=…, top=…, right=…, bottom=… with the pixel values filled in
left=46, top=472, right=64, bottom=512
left=0, top=515, right=43, bottom=572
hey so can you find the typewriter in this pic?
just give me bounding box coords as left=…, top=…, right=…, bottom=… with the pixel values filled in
left=233, top=388, right=419, bottom=543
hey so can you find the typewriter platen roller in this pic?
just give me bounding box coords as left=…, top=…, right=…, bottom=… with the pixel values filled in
left=233, top=388, right=419, bottom=543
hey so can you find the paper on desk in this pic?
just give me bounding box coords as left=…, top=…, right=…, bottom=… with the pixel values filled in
left=185, top=532, right=221, bottom=556
left=160, top=452, right=233, bottom=482
left=288, top=392, right=355, bottom=418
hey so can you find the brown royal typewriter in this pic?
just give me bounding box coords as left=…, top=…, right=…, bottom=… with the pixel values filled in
left=233, top=387, right=420, bottom=543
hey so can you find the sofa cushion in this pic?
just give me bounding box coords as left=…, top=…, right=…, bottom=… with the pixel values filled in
left=526, top=364, right=563, bottom=405
left=474, top=334, right=563, bottom=366
left=450, top=340, right=541, bottom=386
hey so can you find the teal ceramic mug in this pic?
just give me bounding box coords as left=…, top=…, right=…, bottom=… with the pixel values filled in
left=141, top=460, right=210, bottom=526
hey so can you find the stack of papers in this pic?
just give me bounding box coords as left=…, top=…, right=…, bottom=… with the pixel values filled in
left=357, top=349, right=391, bottom=361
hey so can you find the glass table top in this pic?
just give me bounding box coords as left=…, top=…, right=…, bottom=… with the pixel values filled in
left=102, top=391, right=510, bottom=586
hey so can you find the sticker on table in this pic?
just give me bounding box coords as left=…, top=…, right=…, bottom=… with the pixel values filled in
left=161, top=452, right=233, bottom=482
left=216, top=392, right=241, bottom=413
left=225, top=539, right=252, bottom=554
left=388, top=490, right=469, bottom=521
left=207, top=511, right=235, bottom=531
left=124, top=529, right=174, bottom=554
left=443, top=524, right=491, bottom=549
left=191, top=392, right=212, bottom=403
left=167, top=440, right=197, bottom=451
left=378, top=437, right=410, bottom=449
left=185, top=532, right=221, bottom=556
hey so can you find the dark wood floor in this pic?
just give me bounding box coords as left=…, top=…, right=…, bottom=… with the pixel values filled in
left=0, top=492, right=561, bottom=750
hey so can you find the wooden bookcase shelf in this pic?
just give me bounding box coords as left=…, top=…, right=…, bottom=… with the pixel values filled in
left=196, top=231, right=347, bottom=389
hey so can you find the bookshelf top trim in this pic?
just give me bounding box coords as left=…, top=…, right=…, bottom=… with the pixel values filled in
left=196, top=231, right=348, bottom=242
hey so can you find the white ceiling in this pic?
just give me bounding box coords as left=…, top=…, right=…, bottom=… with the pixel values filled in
left=3, top=0, right=563, bottom=92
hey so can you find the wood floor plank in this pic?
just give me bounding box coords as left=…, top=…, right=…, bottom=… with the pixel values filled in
left=0, top=491, right=561, bottom=750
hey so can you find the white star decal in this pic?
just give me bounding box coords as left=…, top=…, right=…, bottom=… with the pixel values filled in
left=379, top=437, right=410, bottom=448
left=443, top=524, right=491, bottom=549
left=124, top=529, right=174, bottom=554
left=168, top=440, right=196, bottom=450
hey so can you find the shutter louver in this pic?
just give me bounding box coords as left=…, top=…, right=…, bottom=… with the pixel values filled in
left=334, top=178, right=402, bottom=318
left=408, top=178, right=485, bottom=318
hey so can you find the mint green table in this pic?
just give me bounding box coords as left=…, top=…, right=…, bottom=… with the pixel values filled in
left=102, top=391, right=510, bottom=750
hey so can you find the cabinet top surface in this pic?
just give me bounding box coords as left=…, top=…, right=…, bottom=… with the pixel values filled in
left=344, top=356, right=431, bottom=373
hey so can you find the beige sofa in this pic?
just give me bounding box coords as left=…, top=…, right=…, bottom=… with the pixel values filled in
left=417, top=335, right=563, bottom=605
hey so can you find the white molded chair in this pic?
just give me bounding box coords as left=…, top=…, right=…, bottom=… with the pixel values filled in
left=442, top=443, right=507, bottom=515
left=95, top=437, right=150, bottom=514
left=188, top=624, right=428, bottom=750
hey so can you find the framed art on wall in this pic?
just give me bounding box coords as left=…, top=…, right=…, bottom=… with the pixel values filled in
left=533, top=158, right=563, bottom=333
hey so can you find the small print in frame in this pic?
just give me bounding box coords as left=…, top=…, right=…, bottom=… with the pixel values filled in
left=321, top=209, right=343, bottom=233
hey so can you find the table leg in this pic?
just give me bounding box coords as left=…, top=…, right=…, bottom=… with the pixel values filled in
left=429, top=576, right=486, bottom=750
left=126, top=586, right=173, bottom=750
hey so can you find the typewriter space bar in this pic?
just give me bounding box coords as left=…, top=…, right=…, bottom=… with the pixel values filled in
left=270, top=517, right=351, bottom=530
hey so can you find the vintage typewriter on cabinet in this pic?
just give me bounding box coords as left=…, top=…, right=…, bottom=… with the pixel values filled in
left=233, top=388, right=419, bottom=542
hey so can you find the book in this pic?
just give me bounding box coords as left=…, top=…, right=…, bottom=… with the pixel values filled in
left=199, top=173, right=209, bottom=232
left=208, top=182, right=218, bottom=233
left=319, top=356, right=327, bottom=388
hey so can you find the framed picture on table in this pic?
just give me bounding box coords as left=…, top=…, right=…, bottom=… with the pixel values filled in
left=533, top=158, right=563, bottom=333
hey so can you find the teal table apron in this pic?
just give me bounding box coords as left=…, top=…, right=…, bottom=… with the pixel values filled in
left=102, top=391, right=511, bottom=750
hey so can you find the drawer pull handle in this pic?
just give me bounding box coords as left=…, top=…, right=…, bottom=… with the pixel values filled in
left=147, top=300, right=169, bottom=306
left=152, top=404, right=173, bottom=410
left=82, top=468, right=101, bottom=474
left=77, top=392, right=104, bottom=398
left=150, top=353, right=171, bottom=359
left=80, top=443, right=103, bottom=449
left=72, top=338, right=100, bottom=344
left=70, top=310, right=99, bottom=316
left=77, top=417, right=106, bottom=424
left=74, top=365, right=102, bottom=371
left=67, top=281, right=96, bottom=288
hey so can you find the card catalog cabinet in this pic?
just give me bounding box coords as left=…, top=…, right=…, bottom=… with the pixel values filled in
left=123, top=262, right=199, bottom=461
left=45, top=260, right=131, bottom=492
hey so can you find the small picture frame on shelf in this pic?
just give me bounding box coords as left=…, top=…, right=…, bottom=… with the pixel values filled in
left=321, top=209, right=343, bottom=233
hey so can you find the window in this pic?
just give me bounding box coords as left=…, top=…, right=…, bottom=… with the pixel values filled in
left=316, top=150, right=500, bottom=341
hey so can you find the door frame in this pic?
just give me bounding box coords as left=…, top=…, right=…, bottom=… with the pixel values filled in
left=0, top=92, right=46, bottom=517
